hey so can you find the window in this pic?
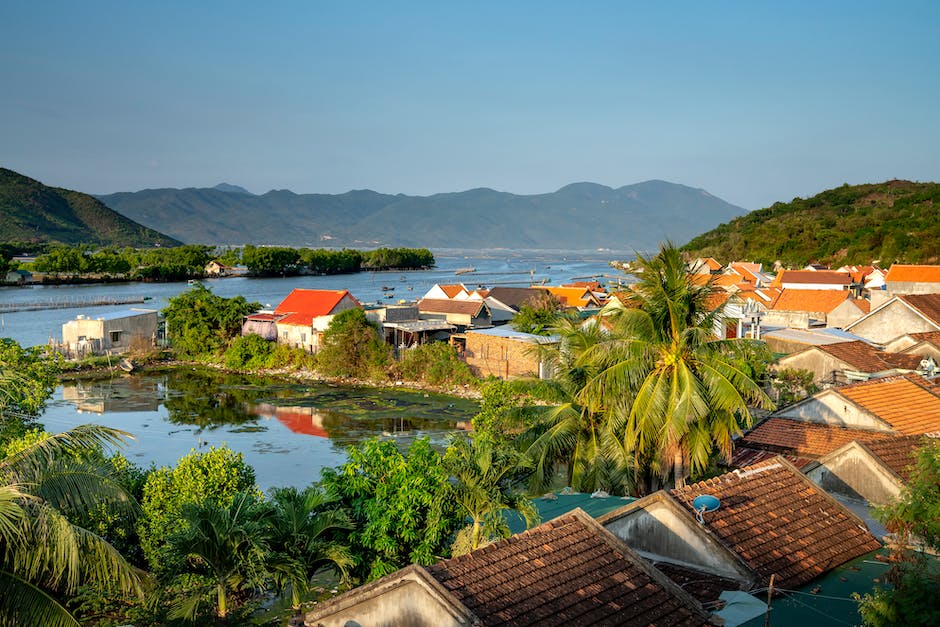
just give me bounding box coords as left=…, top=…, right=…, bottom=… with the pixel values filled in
left=281, top=331, right=288, bottom=339
left=109, top=331, right=121, bottom=343
left=300, top=333, right=307, bottom=343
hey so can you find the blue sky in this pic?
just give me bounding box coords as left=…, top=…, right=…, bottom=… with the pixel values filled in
left=1, top=1, right=938, bottom=210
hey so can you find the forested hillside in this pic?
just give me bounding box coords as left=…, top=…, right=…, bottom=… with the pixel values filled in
left=682, top=180, right=940, bottom=266
left=0, top=168, right=180, bottom=247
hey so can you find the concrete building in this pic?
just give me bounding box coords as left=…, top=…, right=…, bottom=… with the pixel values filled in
left=845, top=294, right=940, bottom=345
left=61, top=309, right=159, bottom=357
left=462, top=326, right=558, bottom=380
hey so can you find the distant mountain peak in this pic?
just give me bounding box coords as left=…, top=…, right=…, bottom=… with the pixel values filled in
left=213, top=183, right=253, bottom=195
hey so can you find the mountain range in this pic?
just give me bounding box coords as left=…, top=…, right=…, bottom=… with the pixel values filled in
left=0, top=168, right=180, bottom=247
left=97, top=180, right=746, bottom=250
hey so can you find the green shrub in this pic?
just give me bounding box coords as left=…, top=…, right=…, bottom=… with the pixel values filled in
left=315, top=308, right=391, bottom=379
left=397, top=342, right=477, bottom=387
left=224, top=334, right=274, bottom=370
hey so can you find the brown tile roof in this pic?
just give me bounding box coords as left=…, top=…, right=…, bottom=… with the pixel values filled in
left=418, top=298, right=488, bottom=316
left=909, top=331, right=940, bottom=346
left=728, top=447, right=814, bottom=470
left=898, top=294, right=940, bottom=326
left=837, top=374, right=940, bottom=436
left=885, top=264, right=940, bottom=284
left=772, top=270, right=853, bottom=287
left=735, top=417, right=894, bottom=458
left=670, top=459, right=881, bottom=588
left=652, top=562, right=744, bottom=605
left=861, top=436, right=930, bottom=482
left=427, top=510, right=710, bottom=626
left=769, top=289, right=852, bottom=313
left=487, top=287, right=552, bottom=311
left=817, top=340, right=921, bottom=372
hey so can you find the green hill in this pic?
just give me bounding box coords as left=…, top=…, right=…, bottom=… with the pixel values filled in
left=682, top=180, right=940, bottom=266
left=0, top=168, right=180, bottom=247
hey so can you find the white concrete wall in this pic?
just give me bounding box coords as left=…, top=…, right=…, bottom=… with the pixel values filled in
left=806, top=447, right=902, bottom=505
left=774, top=392, right=893, bottom=431
left=848, top=300, right=939, bottom=344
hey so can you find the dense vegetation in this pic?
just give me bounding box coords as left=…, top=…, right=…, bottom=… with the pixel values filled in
left=0, top=167, right=180, bottom=247
left=3, top=243, right=434, bottom=283
left=682, top=180, right=940, bottom=266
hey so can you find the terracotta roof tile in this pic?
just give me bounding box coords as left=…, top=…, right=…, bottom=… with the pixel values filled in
left=729, top=446, right=814, bottom=469
left=817, top=340, right=921, bottom=372
left=769, top=289, right=853, bottom=313
left=909, top=331, right=940, bottom=346
left=861, top=436, right=930, bottom=481
left=427, top=511, right=710, bottom=626
left=837, top=375, right=940, bottom=435
left=898, top=294, right=940, bottom=326
left=735, top=417, right=894, bottom=458
left=536, top=286, right=599, bottom=308
left=438, top=284, right=469, bottom=298
left=418, top=298, right=488, bottom=316
left=670, top=460, right=881, bottom=588
left=652, top=562, right=743, bottom=604
left=487, top=287, right=552, bottom=311
left=885, top=264, right=940, bottom=284
left=772, top=270, right=853, bottom=287
left=274, top=288, right=357, bottom=318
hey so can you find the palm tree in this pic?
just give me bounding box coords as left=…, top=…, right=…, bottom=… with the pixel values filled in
left=446, top=434, right=539, bottom=556
left=0, top=424, right=146, bottom=627
left=582, top=243, right=773, bottom=490
left=520, top=315, right=633, bottom=494
left=266, top=486, right=354, bottom=612
left=168, top=492, right=272, bottom=623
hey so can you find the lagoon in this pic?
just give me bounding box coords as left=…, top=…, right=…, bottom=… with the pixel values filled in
left=39, top=368, right=480, bottom=490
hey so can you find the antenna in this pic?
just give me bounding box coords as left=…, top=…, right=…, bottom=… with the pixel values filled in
left=692, top=494, right=720, bottom=524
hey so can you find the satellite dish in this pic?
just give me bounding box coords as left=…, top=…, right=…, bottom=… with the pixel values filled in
left=693, top=494, right=720, bottom=524
left=693, top=494, right=720, bottom=512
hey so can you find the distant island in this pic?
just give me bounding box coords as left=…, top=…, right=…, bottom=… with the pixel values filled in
left=682, top=180, right=940, bottom=266
left=0, top=168, right=179, bottom=247
left=96, top=179, right=746, bottom=250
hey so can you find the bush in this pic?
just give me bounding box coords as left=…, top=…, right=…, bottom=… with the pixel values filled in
left=315, top=308, right=391, bottom=379
left=224, top=334, right=274, bottom=370
left=396, top=342, right=477, bottom=387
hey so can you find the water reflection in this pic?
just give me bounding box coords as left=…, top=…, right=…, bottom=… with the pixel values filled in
left=50, top=368, right=479, bottom=489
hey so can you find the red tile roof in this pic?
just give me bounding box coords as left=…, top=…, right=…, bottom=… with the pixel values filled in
left=769, top=289, right=853, bottom=313
left=438, top=284, right=469, bottom=298
left=885, top=264, right=940, bottom=284
left=729, top=447, right=814, bottom=470
left=427, top=510, right=711, bottom=626
left=670, top=459, right=881, bottom=588
left=734, top=417, right=894, bottom=459
left=274, top=288, right=358, bottom=326
left=837, top=374, right=940, bottom=436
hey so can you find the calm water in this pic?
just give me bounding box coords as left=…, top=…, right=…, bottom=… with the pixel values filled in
left=5, top=250, right=625, bottom=488
left=0, top=250, right=625, bottom=348
left=40, top=368, right=480, bottom=490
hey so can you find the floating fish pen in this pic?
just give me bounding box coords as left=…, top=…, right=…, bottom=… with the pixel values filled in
left=0, top=295, right=147, bottom=313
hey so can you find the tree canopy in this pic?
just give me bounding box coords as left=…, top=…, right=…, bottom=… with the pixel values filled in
left=162, top=284, right=260, bottom=357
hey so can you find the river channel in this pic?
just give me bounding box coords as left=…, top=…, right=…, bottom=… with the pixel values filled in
left=39, top=368, right=481, bottom=490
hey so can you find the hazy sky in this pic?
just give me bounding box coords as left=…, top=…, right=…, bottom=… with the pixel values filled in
left=2, top=1, right=938, bottom=210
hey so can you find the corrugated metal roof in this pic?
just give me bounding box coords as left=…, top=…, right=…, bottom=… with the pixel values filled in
left=466, top=325, right=559, bottom=344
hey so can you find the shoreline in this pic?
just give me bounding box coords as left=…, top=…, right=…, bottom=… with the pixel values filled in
left=58, top=356, right=484, bottom=401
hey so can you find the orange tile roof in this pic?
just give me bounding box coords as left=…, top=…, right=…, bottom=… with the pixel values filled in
left=736, top=417, right=893, bottom=458
left=670, top=459, right=881, bottom=588
left=885, top=264, right=940, bottom=284
left=704, top=292, right=730, bottom=311
left=536, top=286, right=598, bottom=308
left=837, top=375, right=940, bottom=435
left=274, top=289, right=358, bottom=325
left=769, top=289, right=852, bottom=313
left=909, top=331, right=940, bottom=346
left=438, top=284, right=469, bottom=298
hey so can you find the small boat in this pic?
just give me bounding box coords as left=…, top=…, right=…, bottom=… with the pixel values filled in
left=381, top=286, right=395, bottom=291
left=119, top=358, right=137, bottom=373
left=455, top=267, right=475, bottom=275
